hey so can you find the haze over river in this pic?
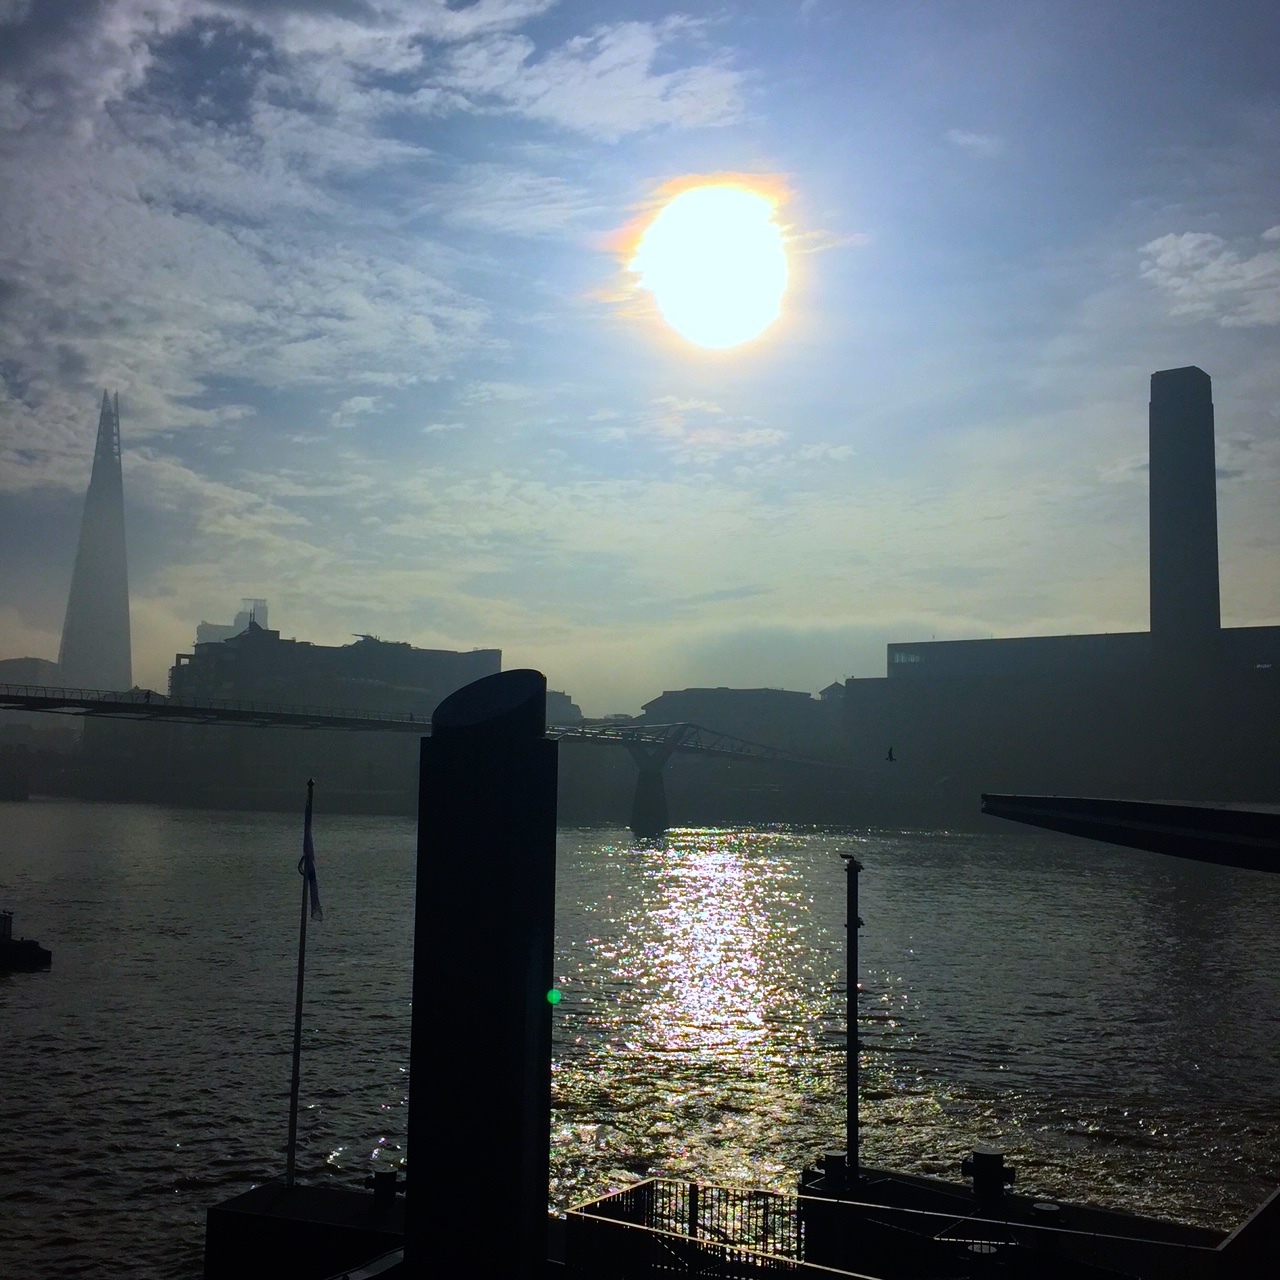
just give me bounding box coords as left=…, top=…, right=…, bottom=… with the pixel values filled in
left=2, top=801, right=1279, bottom=1277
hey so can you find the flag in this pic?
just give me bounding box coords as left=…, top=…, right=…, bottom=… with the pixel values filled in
left=299, top=779, right=323, bottom=921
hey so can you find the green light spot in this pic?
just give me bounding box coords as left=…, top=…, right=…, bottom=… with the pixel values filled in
left=546, top=988, right=562, bottom=1005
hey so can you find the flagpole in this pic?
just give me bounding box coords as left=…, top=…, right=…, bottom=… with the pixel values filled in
left=285, top=778, right=314, bottom=1189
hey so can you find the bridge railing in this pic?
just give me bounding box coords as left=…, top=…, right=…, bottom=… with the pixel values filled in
left=0, top=683, right=428, bottom=727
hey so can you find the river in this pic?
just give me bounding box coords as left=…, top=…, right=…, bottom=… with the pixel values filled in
left=1, top=800, right=1278, bottom=1277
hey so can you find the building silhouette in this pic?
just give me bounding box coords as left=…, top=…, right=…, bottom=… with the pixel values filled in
left=641, top=686, right=839, bottom=756
left=842, top=367, right=1280, bottom=812
left=169, top=623, right=499, bottom=715
left=1149, top=366, right=1220, bottom=656
left=195, top=598, right=269, bottom=646
left=58, top=392, right=131, bottom=690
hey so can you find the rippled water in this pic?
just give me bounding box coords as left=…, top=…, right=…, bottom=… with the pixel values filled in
left=2, top=801, right=1279, bottom=1277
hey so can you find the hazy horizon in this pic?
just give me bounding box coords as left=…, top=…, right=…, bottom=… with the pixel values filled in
left=1, top=1, right=1277, bottom=716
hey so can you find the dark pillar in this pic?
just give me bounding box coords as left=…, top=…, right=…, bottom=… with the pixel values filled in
left=629, top=765, right=669, bottom=839
left=406, top=670, right=558, bottom=1277
left=841, top=855, right=862, bottom=1179
left=1149, top=366, right=1220, bottom=654
left=625, top=734, right=683, bottom=838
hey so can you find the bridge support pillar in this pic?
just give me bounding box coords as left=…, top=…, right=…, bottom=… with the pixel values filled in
left=625, top=736, right=680, bottom=839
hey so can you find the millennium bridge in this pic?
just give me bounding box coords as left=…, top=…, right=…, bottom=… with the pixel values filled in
left=0, top=682, right=847, bottom=835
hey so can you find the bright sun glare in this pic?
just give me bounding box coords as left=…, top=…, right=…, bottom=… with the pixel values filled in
left=629, top=185, right=788, bottom=350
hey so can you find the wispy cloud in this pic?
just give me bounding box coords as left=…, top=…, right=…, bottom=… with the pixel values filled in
left=329, top=396, right=388, bottom=431
left=1141, top=228, right=1280, bottom=327
left=598, top=396, right=787, bottom=464
left=442, top=18, right=744, bottom=142
left=421, top=163, right=600, bottom=237
left=945, top=128, right=1005, bottom=158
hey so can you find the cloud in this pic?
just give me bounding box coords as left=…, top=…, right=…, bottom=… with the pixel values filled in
left=599, top=396, right=787, bottom=464
left=421, top=163, right=599, bottom=237
left=945, top=129, right=1005, bottom=158
left=1140, top=229, right=1280, bottom=327
left=442, top=18, right=743, bottom=142
left=329, top=395, right=387, bottom=431
left=796, top=442, right=855, bottom=463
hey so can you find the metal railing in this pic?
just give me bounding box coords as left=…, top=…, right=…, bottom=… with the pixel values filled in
left=0, top=682, right=426, bottom=727
left=566, top=1179, right=1221, bottom=1280
left=581, top=1180, right=804, bottom=1258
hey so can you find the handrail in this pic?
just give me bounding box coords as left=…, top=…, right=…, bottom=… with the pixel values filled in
left=570, top=1176, right=1222, bottom=1260
left=566, top=1208, right=876, bottom=1278
left=0, top=683, right=428, bottom=728
left=317, top=1247, right=403, bottom=1279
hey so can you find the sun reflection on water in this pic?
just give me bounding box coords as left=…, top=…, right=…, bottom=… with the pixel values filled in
left=551, top=828, right=848, bottom=1204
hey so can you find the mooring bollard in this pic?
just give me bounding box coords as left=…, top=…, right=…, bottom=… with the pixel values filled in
left=405, top=670, right=558, bottom=1278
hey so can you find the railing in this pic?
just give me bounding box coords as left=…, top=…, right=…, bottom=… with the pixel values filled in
left=566, top=1179, right=1220, bottom=1280
left=581, top=1180, right=804, bottom=1258
left=0, top=683, right=428, bottom=729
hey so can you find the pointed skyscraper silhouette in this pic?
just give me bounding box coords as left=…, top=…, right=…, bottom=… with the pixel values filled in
left=58, top=391, right=132, bottom=689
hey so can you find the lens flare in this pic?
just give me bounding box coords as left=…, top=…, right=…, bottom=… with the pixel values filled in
left=629, top=185, right=788, bottom=349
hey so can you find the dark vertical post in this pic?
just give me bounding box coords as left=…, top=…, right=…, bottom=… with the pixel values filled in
left=1149, top=366, right=1220, bottom=651
left=284, top=778, right=314, bottom=1189
left=406, top=671, right=558, bottom=1277
left=841, top=855, right=863, bottom=1179
left=625, top=730, right=683, bottom=839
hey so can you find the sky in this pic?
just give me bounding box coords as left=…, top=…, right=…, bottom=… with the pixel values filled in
left=0, top=0, right=1277, bottom=715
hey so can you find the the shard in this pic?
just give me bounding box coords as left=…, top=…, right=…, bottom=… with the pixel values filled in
left=58, top=391, right=132, bottom=690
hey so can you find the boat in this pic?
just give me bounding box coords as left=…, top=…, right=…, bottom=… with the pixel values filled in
left=0, top=910, right=52, bottom=972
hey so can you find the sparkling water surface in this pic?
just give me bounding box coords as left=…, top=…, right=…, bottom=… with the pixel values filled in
left=2, top=800, right=1279, bottom=1277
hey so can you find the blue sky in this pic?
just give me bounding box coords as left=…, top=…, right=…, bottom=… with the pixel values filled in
left=0, top=0, right=1276, bottom=713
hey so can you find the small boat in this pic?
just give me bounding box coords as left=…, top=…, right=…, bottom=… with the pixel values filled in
left=0, top=910, right=52, bottom=972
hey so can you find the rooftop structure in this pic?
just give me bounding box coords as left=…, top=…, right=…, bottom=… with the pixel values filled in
left=196, top=599, right=269, bottom=646
left=170, top=622, right=500, bottom=718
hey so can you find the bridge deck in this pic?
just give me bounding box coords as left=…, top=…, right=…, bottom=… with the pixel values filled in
left=0, top=685, right=842, bottom=765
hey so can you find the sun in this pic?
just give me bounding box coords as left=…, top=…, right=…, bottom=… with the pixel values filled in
left=629, top=184, right=788, bottom=350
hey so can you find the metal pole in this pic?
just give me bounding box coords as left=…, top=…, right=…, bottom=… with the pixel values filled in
left=841, top=855, right=863, bottom=1179
left=285, top=781, right=312, bottom=1189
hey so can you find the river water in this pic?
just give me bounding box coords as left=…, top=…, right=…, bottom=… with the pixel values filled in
left=1, top=800, right=1278, bottom=1277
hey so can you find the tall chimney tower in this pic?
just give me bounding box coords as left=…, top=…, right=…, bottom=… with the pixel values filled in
left=58, top=391, right=132, bottom=689
left=1148, top=366, right=1220, bottom=652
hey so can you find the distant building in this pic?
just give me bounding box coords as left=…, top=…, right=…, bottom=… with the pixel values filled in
left=641, top=686, right=836, bottom=755
left=843, top=367, right=1280, bottom=806
left=58, top=392, right=131, bottom=689
left=0, top=657, right=62, bottom=684
left=546, top=690, right=584, bottom=725
left=169, top=622, right=500, bottom=718
left=195, top=598, right=269, bottom=646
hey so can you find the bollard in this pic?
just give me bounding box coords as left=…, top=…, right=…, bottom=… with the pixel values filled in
left=405, top=670, right=558, bottom=1277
